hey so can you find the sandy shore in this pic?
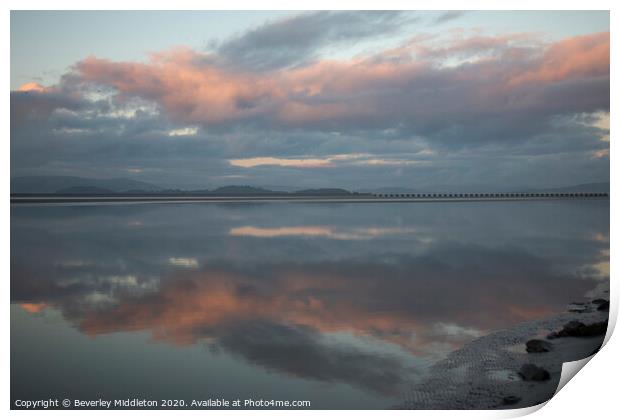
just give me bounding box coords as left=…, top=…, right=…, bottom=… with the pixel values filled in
left=399, top=287, right=610, bottom=409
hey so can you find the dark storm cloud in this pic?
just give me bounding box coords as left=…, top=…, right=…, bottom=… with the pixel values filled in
left=215, top=11, right=415, bottom=71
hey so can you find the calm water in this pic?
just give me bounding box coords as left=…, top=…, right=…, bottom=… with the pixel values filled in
left=11, top=200, right=609, bottom=409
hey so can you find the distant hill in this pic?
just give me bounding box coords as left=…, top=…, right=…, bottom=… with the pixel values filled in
left=211, top=185, right=281, bottom=195
left=362, top=187, right=420, bottom=194
left=293, top=188, right=353, bottom=196
left=211, top=186, right=357, bottom=196
left=55, top=186, right=116, bottom=195
left=11, top=176, right=162, bottom=193
left=259, top=185, right=300, bottom=193
left=11, top=178, right=609, bottom=196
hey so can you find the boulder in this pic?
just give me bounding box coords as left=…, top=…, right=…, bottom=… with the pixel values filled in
left=502, top=396, right=521, bottom=406
left=519, top=364, right=551, bottom=381
left=563, top=320, right=586, bottom=335
left=597, top=300, right=610, bottom=311
left=526, top=339, right=553, bottom=353
left=548, top=320, right=608, bottom=338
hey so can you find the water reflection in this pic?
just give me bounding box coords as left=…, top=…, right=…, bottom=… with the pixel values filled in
left=229, top=225, right=419, bottom=240
left=11, top=201, right=609, bottom=407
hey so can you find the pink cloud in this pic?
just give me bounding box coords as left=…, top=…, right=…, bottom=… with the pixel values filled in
left=229, top=156, right=333, bottom=168
left=68, top=31, right=610, bottom=132
left=509, top=32, right=610, bottom=85
left=77, top=49, right=276, bottom=125
left=17, top=82, right=47, bottom=92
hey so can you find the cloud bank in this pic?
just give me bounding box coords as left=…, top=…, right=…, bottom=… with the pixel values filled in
left=11, top=12, right=609, bottom=189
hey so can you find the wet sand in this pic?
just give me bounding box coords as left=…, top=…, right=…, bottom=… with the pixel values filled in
left=400, top=288, right=610, bottom=409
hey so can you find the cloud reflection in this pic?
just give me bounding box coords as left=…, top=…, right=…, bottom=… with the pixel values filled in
left=11, top=202, right=609, bottom=396
left=229, top=225, right=418, bottom=240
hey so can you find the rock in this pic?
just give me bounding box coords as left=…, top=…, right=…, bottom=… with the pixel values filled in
left=502, top=396, right=521, bottom=405
left=563, top=320, right=586, bottom=335
left=526, top=339, right=553, bottom=353
left=592, top=298, right=607, bottom=305
left=571, top=321, right=607, bottom=336
left=597, top=300, right=609, bottom=311
left=550, top=320, right=608, bottom=338
left=519, top=364, right=550, bottom=381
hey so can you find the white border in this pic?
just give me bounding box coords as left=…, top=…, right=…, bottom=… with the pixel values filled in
left=3, top=2, right=616, bottom=419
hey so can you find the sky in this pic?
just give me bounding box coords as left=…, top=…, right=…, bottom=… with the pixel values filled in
left=10, top=11, right=610, bottom=190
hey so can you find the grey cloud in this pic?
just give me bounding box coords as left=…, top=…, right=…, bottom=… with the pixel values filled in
left=216, top=11, right=415, bottom=71
left=10, top=22, right=609, bottom=190
left=434, top=11, right=466, bottom=24
left=10, top=89, right=88, bottom=127
left=10, top=104, right=609, bottom=190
